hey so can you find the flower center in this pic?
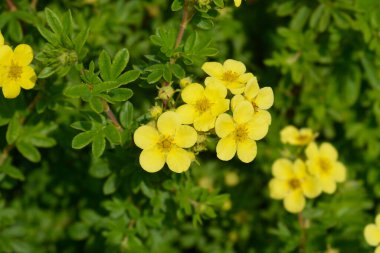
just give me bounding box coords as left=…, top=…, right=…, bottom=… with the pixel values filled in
left=319, top=157, right=332, bottom=174
left=195, top=97, right=212, bottom=113
left=288, top=178, right=301, bottom=190
left=8, top=63, right=22, bottom=80
left=157, top=136, right=174, bottom=153
left=234, top=124, right=248, bottom=143
left=222, top=70, right=239, bottom=82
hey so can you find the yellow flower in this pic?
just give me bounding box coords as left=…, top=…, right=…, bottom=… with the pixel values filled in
left=234, top=0, right=242, bottom=7
left=149, top=105, right=162, bottom=119
left=202, top=59, right=253, bottom=95
left=281, top=125, right=315, bottom=146
left=134, top=111, right=197, bottom=173
left=269, top=159, right=321, bottom=213
left=305, top=142, right=346, bottom=194
left=364, top=214, right=380, bottom=253
left=215, top=101, right=269, bottom=163
left=0, top=44, right=37, bottom=99
left=176, top=82, right=229, bottom=131
left=231, top=76, right=273, bottom=125
left=0, top=32, right=4, bottom=46
left=179, top=77, right=192, bottom=88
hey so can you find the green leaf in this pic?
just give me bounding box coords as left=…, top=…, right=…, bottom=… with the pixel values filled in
left=16, top=142, right=41, bottom=163
left=111, top=49, right=130, bottom=79
left=99, top=50, right=112, bottom=81
left=0, top=165, right=25, bottom=181
left=92, top=134, right=106, bottom=158
left=64, top=84, right=91, bottom=98
left=6, top=114, right=21, bottom=144
left=147, top=70, right=163, bottom=84
left=361, top=54, right=380, bottom=90
left=107, top=88, right=133, bottom=102
left=196, top=18, right=214, bottom=30
left=171, top=64, right=185, bottom=78
left=38, top=66, right=57, bottom=79
left=213, top=0, right=224, bottom=8
left=68, top=222, right=89, bottom=241
left=72, top=131, right=94, bottom=149
left=171, top=0, right=184, bottom=11
left=8, top=19, right=23, bottom=42
left=116, top=70, right=140, bottom=85
left=89, top=97, right=104, bottom=113
left=45, top=8, right=63, bottom=34
left=104, top=124, right=122, bottom=144
left=163, top=63, right=172, bottom=82
left=120, top=101, right=134, bottom=128
left=103, top=173, right=117, bottom=195
left=92, top=81, right=120, bottom=94
left=37, top=26, right=60, bottom=46
left=71, top=121, right=92, bottom=131
left=74, top=27, right=90, bottom=53
left=28, top=135, right=57, bottom=148
left=89, top=159, right=111, bottom=178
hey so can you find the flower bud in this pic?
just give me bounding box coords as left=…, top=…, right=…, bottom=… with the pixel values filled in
left=179, top=77, right=192, bottom=89
left=149, top=105, right=162, bottom=119
left=158, top=86, right=175, bottom=100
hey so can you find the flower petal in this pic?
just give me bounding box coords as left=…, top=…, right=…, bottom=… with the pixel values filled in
left=215, top=113, right=235, bottom=138
left=216, top=135, right=236, bottom=161
left=301, top=177, right=321, bottom=198
left=13, top=44, right=33, bottom=66
left=305, top=142, right=319, bottom=159
left=255, top=110, right=272, bottom=125
left=211, top=98, right=229, bottom=116
left=134, top=125, right=159, bottom=149
left=223, top=59, right=246, bottom=75
left=174, top=125, right=197, bottom=148
left=139, top=148, right=165, bottom=173
left=237, top=139, right=257, bottom=163
left=234, top=0, right=242, bottom=7
left=204, top=77, right=227, bottom=93
left=364, top=224, right=380, bottom=246
left=0, top=32, right=4, bottom=46
left=176, top=104, right=195, bottom=125
left=20, top=66, right=37, bottom=89
left=157, top=111, right=180, bottom=136
left=320, top=142, right=338, bottom=161
left=194, top=111, right=215, bottom=131
left=284, top=190, right=305, bottom=213
left=233, top=101, right=254, bottom=124
left=293, top=159, right=307, bottom=178
left=272, top=158, right=294, bottom=179
left=231, top=94, right=245, bottom=111
left=244, top=77, right=260, bottom=100
left=238, top=72, right=254, bottom=84
left=376, top=214, right=380, bottom=227
left=246, top=116, right=269, bottom=141
left=181, top=83, right=204, bottom=104
left=320, top=177, right=337, bottom=194
left=376, top=246, right=380, bottom=253
left=202, top=62, right=224, bottom=78
left=0, top=45, right=13, bottom=66
left=229, top=86, right=245, bottom=95
left=255, top=87, right=274, bottom=110
left=280, top=125, right=298, bottom=144
left=269, top=178, right=290, bottom=199
left=2, top=81, right=20, bottom=99
left=205, top=80, right=227, bottom=98
left=334, top=162, right=346, bottom=182
left=166, top=147, right=192, bottom=173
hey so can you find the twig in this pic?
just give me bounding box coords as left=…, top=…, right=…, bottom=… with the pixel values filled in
left=6, top=0, right=17, bottom=11
left=102, top=101, right=123, bottom=131
left=31, top=0, right=38, bottom=10
left=175, top=0, right=190, bottom=49
left=298, top=212, right=307, bottom=253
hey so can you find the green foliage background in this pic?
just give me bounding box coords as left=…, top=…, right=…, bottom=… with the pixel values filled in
left=0, top=0, right=379, bottom=252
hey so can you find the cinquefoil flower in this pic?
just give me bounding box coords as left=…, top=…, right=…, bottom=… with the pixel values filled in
left=176, top=82, right=229, bottom=131
left=364, top=214, right=380, bottom=253
left=234, top=0, right=242, bottom=7
left=305, top=142, right=346, bottom=194
left=215, top=100, right=268, bottom=163
left=231, top=76, right=273, bottom=125
left=202, top=59, right=253, bottom=95
left=269, top=159, right=321, bottom=213
left=134, top=111, right=197, bottom=173
left=0, top=44, right=37, bottom=99
left=281, top=125, right=315, bottom=146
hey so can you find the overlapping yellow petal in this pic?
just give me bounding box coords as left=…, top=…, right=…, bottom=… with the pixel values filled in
left=134, top=125, right=159, bottom=149
left=233, top=101, right=254, bottom=124
left=194, top=111, right=215, bottom=131
left=174, top=125, right=197, bottom=148
left=269, top=179, right=290, bottom=199
left=215, top=113, right=235, bottom=138
left=216, top=135, right=236, bottom=161
left=205, top=80, right=227, bottom=98
left=236, top=139, right=257, bottom=163
left=231, top=94, right=245, bottom=111
left=246, top=115, right=269, bottom=140
left=244, top=77, right=260, bottom=99
left=181, top=83, right=204, bottom=104
left=176, top=104, right=195, bottom=124
left=157, top=111, right=180, bottom=136
left=202, top=62, right=224, bottom=78
left=255, top=87, right=274, bottom=109
left=224, top=59, right=246, bottom=75
left=167, top=147, right=192, bottom=173
left=305, top=142, right=319, bottom=158
left=272, top=159, right=294, bottom=179
left=301, top=177, right=321, bottom=198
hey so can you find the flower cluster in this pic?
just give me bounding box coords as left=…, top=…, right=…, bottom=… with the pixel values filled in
left=364, top=214, right=380, bottom=253
left=0, top=32, right=37, bottom=99
left=134, top=59, right=274, bottom=173
left=269, top=126, right=347, bottom=213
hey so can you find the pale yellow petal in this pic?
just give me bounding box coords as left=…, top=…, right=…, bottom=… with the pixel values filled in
left=238, top=72, right=254, bottom=83
left=13, top=44, right=33, bottom=66
left=134, top=125, right=159, bottom=149
left=231, top=94, right=245, bottom=111
left=210, top=98, right=229, bottom=116
left=2, top=81, right=20, bottom=99
left=376, top=246, right=380, bottom=253
left=181, top=83, right=204, bottom=104
left=157, top=111, right=180, bottom=136
left=223, top=59, right=246, bottom=75
left=320, top=177, right=337, bottom=194
left=194, top=111, right=215, bottom=131
left=205, top=80, right=227, bottom=98
left=320, top=142, right=338, bottom=161
left=293, top=159, right=307, bottom=178
left=216, top=135, right=236, bottom=161
left=236, top=139, right=257, bottom=163
left=334, top=162, right=346, bottom=182
left=234, top=0, right=242, bottom=7
left=269, top=178, right=290, bottom=199
left=233, top=101, right=254, bottom=124
left=176, top=104, right=195, bottom=125
left=0, top=32, right=4, bottom=46
left=305, top=142, right=319, bottom=159
left=272, top=159, right=294, bottom=179
left=255, top=87, right=274, bottom=110
left=0, top=45, right=13, bottom=65
left=229, top=86, right=245, bottom=95
left=244, top=77, right=260, bottom=100
left=174, top=125, right=197, bottom=148
left=284, top=190, right=305, bottom=213
left=376, top=214, right=380, bottom=227
left=280, top=125, right=298, bottom=144
left=215, top=113, right=235, bottom=138
left=20, top=66, right=37, bottom=89
left=246, top=113, right=269, bottom=140
left=204, top=77, right=227, bottom=94
left=139, top=148, right=165, bottom=173
left=364, top=224, right=380, bottom=246
left=166, top=147, right=192, bottom=173
left=301, top=177, right=321, bottom=198
left=202, top=62, right=224, bottom=78
left=255, top=110, right=272, bottom=125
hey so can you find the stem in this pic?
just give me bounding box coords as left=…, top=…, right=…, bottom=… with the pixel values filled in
left=31, top=0, right=38, bottom=10
left=102, top=101, right=123, bottom=131
left=174, top=0, right=190, bottom=49
left=298, top=212, right=307, bottom=253
left=6, top=0, right=17, bottom=11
